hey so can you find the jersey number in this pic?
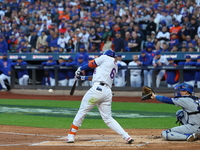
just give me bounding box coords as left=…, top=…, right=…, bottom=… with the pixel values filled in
left=110, top=68, right=116, bottom=79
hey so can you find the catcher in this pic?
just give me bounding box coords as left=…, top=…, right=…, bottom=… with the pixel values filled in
left=141, top=83, right=200, bottom=142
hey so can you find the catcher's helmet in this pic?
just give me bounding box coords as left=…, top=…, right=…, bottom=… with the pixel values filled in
left=103, top=50, right=115, bottom=58
left=174, top=83, right=194, bottom=97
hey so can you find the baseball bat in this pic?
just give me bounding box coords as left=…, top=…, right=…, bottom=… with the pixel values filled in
left=70, top=80, right=77, bottom=95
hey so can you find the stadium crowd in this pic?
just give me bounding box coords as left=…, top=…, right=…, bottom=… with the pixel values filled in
left=0, top=0, right=199, bottom=54
left=0, top=0, right=200, bottom=90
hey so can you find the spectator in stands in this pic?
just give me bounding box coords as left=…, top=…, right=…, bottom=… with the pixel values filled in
left=0, top=35, right=8, bottom=54
left=7, top=33, right=18, bottom=53
left=74, top=35, right=84, bottom=52
left=102, top=26, right=112, bottom=40
left=161, top=42, right=170, bottom=52
left=113, top=31, right=124, bottom=52
left=101, top=35, right=113, bottom=52
left=12, top=56, right=29, bottom=85
left=178, top=23, right=189, bottom=42
left=41, top=56, right=57, bottom=86
left=36, top=30, right=48, bottom=49
left=57, top=33, right=68, bottom=52
left=156, top=26, right=170, bottom=48
left=127, top=31, right=141, bottom=52
left=80, top=27, right=90, bottom=51
left=89, top=28, right=102, bottom=52
left=0, top=53, right=12, bottom=91
left=28, top=30, right=38, bottom=49
left=146, top=16, right=157, bottom=36
left=178, top=55, right=196, bottom=86
left=169, top=33, right=179, bottom=50
left=165, top=57, right=179, bottom=88
left=188, top=18, right=198, bottom=39
left=66, top=38, right=75, bottom=53
left=170, top=45, right=179, bottom=52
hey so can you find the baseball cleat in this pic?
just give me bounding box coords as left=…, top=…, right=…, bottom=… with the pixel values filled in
left=66, top=134, right=75, bottom=143
left=187, top=133, right=198, bottom=142
left=126, top=137, right=134, bottom=144
left=66, top=139, right=74, bottom=143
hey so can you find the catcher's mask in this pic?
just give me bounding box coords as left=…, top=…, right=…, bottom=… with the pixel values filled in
left=174, top=83, right=194, bottom=98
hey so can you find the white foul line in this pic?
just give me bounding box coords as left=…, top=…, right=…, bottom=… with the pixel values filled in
left=0, top=131, right=62, bottom=138
left=0, top=143, right=32, bottom=146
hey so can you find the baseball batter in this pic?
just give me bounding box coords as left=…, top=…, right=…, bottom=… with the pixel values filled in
left=66, top=50, right=134, bottom=144
left=151, top=83, right=200, bottom=142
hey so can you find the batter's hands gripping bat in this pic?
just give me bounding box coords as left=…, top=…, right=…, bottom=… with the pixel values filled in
left=70, top=80, right=77, bottom=95
left=141, top=86, right=154, bottom=101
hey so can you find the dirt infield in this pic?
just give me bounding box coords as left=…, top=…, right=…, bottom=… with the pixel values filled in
left=0, top=92, right=199, bottom=150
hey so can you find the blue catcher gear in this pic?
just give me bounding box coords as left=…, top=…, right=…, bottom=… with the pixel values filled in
left=103, top=50, right=115, bottom=58
left=175, top=110, right=184, bottom=125
left=174, top=83, right=194, bottom=98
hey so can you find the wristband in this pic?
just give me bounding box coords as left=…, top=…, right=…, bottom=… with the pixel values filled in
left=80, top=76, right=89, bottom=81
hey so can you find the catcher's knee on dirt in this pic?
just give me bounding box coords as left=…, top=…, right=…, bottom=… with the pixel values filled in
left=161, top=129, right=188, bottom=141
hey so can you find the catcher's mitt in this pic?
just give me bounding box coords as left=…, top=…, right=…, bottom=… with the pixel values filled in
left=141, top=86, right=154, bottom=101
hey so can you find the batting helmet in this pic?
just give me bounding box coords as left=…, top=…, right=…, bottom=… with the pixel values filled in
left=174, top=83, right=194, bottom=97
left=103, top=50, right=115, bottom=58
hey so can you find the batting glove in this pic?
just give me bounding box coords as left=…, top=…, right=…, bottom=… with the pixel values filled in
left=75, top=67, right=81, bottom=76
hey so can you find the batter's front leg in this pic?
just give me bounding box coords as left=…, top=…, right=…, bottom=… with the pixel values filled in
left=97, top=102, right=133, bottom=143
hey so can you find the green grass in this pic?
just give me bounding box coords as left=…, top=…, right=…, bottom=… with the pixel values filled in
left=0, top=99, right=180, bottom=129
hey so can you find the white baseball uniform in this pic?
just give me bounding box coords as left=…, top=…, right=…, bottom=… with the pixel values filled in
left=153, top=55, right=169, bottom=87
left=128, top=61, right=142, bottom=87
left=67, top=55, right=132, bottom=142
left=114, top=60, right=127, bottom=87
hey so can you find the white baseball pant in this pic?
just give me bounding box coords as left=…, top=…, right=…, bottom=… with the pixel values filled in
left=59, top=79, right=68, bottom=86
left=82, top=81, right=92, bottom=86
left=156, top=70, right=165, bottom=88
left=167, top=82, right=179, bottom=88
left=114, top=77, right=126, bottom=87
left=185, top=80, right=195, bottom=87
left=19, top=75, right=29, bottom=85
left=130, top=74, right=141, bottom=87
left=144, top=70, right=152, bottom=87
left=50, top=77, right=55, bottom=86
left=197, top=81, right=200, bottom=88
left=72, top=82, right=131, bottom=140
left=68, top=78, right=75, bottom=86
left=0, top=74, right=10, bottom=89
